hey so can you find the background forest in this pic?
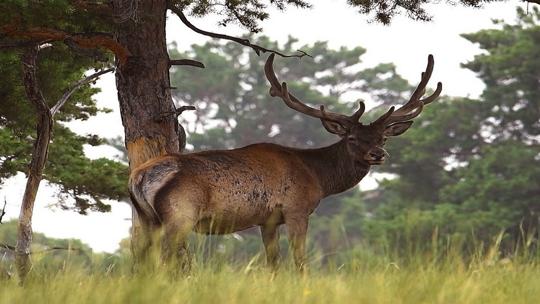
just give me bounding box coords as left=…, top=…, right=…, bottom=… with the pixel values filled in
left=1, top=7, right=539, bottom=271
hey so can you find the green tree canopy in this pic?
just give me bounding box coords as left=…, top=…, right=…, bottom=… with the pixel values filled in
left=462, top=7, right=540, bottom=143
left=175, top=0, right=502, bottom=27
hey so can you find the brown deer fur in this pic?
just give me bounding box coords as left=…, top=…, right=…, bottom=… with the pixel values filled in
left=129, top=54, right=442, bottom=270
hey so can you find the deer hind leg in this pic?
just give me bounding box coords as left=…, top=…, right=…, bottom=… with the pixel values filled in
left=260, top=207, right=283, bottom=270
left=260, top=224, right=280, bottom=270
left=284, top=214, right=308, bottom=272
left=130, top=206, right=161, bottom=272
left=160, top=204, right=198, bottom=272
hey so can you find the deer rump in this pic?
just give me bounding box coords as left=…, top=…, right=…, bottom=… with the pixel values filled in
left=129, top=143, right=322, bottom=234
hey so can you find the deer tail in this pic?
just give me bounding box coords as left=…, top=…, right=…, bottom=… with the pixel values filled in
left=128, top=175, right=162, bottom=226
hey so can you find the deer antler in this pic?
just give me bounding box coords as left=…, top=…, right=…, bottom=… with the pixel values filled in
left=373, top=55, right=442, bottom=126
left=265, top=54, right=365, bottom=128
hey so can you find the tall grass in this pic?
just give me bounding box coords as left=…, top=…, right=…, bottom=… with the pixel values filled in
left=1, top=258, right=538, bottom=303
left=1, top=231, right=539, bottom=304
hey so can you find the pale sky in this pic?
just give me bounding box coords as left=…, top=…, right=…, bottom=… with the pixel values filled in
left=0, top=1, right=525, bottom=252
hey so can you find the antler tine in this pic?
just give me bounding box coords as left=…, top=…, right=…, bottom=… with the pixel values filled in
left=392, top=103, right=424, bottom=122
left=420, top=81, right=442, bottom=105
left=376, top=55, right=441, bottom=125
left=351, top=100, right=366, bottom=122
left=394, top=55, right=433, bottom=116
left=411, top=55, right=434, bottom=103
left=265, top=54, right=357, bottom=125
left=372, top=106, right=395, bottom=125
left=280, top=82, right=344, bottom=123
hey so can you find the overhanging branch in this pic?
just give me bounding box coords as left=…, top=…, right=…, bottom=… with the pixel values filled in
left=1, top=24, right=130, bottom=64
left=168, top=6, right=310, bottom=58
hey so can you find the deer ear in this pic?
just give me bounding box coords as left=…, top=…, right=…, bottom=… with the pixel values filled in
left=384, top=121, right=413, bottom=136
left=321, top=119, right=348, bottom=136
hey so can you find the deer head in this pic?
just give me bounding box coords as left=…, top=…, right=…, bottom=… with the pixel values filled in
left=265, top=53, right=442, bottom=166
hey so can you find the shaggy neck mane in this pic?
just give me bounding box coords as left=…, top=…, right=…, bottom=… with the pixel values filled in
left=295, top=139, right=370, bottom=197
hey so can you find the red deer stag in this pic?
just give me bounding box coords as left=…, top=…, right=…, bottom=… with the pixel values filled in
left=129, top=54, right=442, bottom=270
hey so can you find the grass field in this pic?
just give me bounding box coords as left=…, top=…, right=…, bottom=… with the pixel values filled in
left=1, top=253, right=539, bottom=304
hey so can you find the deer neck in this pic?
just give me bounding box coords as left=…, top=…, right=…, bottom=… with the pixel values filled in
left=297, top=139, right=370, bottom=198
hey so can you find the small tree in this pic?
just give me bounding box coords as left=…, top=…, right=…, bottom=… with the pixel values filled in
left=15, top=45, right=113, bottom=281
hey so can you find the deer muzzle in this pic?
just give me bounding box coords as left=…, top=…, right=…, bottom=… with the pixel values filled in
left=365, top=147, right=389, bottom=165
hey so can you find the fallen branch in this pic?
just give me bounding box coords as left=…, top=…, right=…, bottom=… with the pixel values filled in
left=1, top=242, right=85, bottom=255
left=168, top=6, right=311, bottom=58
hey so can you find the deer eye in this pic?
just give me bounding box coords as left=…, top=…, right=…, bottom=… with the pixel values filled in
left=347, top=135, right=357, bottom=142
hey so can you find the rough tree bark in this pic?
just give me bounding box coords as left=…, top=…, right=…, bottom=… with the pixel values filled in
left=113, top=1, right=180, bottom=260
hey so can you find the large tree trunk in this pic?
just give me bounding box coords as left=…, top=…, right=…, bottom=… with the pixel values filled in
left=114, top=1, right=179, bottom=260
left=16, top=46, right=53, bottom=282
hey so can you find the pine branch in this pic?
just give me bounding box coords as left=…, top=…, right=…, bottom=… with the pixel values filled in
left=1, top=24, right=129, bottom=64
left=70, top=0, right=113, bottom=15
left=168, top=5, right=311, bottom=58
left=51, top=68, right=114, bottom=115
left=0, top=40, right=46, bottom=49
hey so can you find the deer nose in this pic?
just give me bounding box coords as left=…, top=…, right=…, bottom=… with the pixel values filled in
left=369, top=152, right=383, bottom=160
left=368, top=148, right=387, bottom=160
